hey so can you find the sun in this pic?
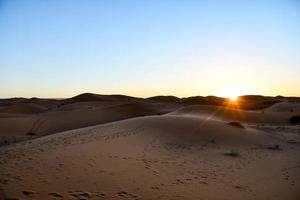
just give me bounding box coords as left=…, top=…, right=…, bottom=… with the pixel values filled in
left=228, top=94, right=238, bottom=101
left=217, top=85, right=245, bottom=101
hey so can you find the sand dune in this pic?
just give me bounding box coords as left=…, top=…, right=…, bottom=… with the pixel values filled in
left=180, top=95, right=284, bottom=110
left=0, top=101, right=180, bottom=145
left=1, top=112, right=299, bottom=200
left=266, top=102, right=300, bottom=113
left=0, top=98, right=28, bottom=107
left=57, top=101, right=122, bottom=111
left=0, top=103, right=48, bottom=114
left=0, top=98, right=61, bottom=110
left=1, top=94, right=300, bottom=146
left=146, top=95, right=181, bottom=103
left=65, top=93, right=141, bottom=103
left=171, top=105, right=298, bottom=124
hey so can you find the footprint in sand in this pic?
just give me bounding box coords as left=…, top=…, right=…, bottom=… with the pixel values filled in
left=22, top=190, right=36, bottom=196
left=93, top=192, right=106, bottom=198
left=69, top=191, right=91, bottom=199
left=48, top=192, right=63, bottom=198
left=233, top=185, right=243, bottom=190
left=172, top=179, right=185, bottom=185
left=117, top=191, right=139, bottom=199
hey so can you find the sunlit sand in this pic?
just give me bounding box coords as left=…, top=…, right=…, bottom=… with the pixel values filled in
left=0, top=94, right=299, bottom=199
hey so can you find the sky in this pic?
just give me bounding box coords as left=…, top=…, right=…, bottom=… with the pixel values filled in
left=0, top=0, right=300, bottom=98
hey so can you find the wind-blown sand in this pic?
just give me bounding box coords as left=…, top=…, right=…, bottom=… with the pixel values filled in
left=0, top=94, right=300, bottom=199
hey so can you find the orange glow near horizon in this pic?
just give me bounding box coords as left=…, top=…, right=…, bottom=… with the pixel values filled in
left=228, top=95, right=238, bottom=102
left=216, top=84, right=249, bottom=101
left=224, top=96, right=241, bottom=111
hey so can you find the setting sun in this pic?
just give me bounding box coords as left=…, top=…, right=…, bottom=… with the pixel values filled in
left=217, top=85, right=248, bottom=101
left=229, top=95, right=238, bottom=101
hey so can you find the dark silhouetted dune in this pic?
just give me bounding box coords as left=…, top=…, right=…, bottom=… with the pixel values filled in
left=170, top=105, right=296, bottom=124
left=65, top=93, right=141, bottom=103
left=146, top=95, right=181, bottom=103
left=0, top=103, right=48, bottom=114
left=180, top=96, right=216, bottom=105
left=237, top=96, right=281, bottom=110
left=0, top=97, right=27, bottom=107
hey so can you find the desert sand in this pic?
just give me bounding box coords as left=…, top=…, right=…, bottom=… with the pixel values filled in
left=0, top=93, right=300, bottom=200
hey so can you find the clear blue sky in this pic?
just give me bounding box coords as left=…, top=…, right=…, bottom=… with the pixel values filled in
left=1, top=0, right=299, bottom=98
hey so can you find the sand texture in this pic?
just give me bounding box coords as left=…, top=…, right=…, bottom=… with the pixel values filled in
left=0, top=94, right=300, bottom=199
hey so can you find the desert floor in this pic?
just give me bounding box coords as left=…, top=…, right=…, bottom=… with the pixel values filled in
left=0, top=94, right=299, bottom=200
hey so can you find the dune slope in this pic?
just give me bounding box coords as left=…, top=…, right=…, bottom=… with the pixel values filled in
left=171, top=105, right=299, bottom=124
left=0, top=101, right=180, bottom=145
left=1, top=113, right=299, bottom=200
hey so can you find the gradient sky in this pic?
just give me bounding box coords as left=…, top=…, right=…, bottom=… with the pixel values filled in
left=1, top=0, right=300, bottom=98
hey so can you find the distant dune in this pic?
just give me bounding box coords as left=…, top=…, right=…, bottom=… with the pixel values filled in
left=65, top=93, right=141, bottom=103
left=146, top=95, right=181, bottom=102
left=171, top=105, right=296, bottom=124
left=0, top=102, right=48, bottom=114
left=0, top=93, right=300, bottom=145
